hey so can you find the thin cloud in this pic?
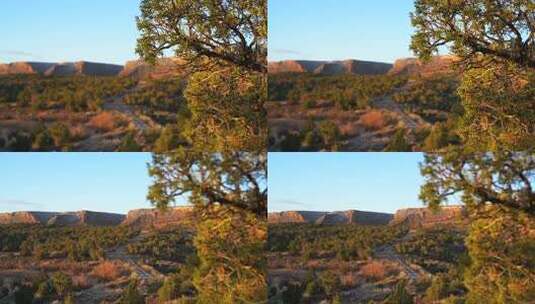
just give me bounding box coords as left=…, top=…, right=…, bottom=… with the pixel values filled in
left=273, top=199, right=307, bottom=207
left=270, top=49, right=302, bottom=56
left=0, top=199, right=43, bottom=208
left=0, top=50, right=41, bottom=60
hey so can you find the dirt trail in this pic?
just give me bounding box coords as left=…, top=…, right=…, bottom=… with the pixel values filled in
left=373, top=94, right=419, bottom=131
left=105, top=233, right=158, bottom=281
left=374, top=244, right=419, bottom=281
left=102, top=87, right=149, bottom=131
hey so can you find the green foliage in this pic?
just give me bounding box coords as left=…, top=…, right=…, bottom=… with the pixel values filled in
left=392, top=75, right=461, bottom=121
left=182, top=66, right=266, bottom=152
left=136, top=0, right=267, bottom=72
left=319, top=271, right=341, bottom=297
left=51, top=272, right=72, bottom=297
left=458, top=63, right=535, bottom=150
left=424, top=275, right=448, bottom=302
left=0, top=224, right=137, bottom=261
left=395, top=227, right=466, bottom=272
left=384, top=280, right=414, bottom=304
left=158, top=278, right=178, bottom=302
left=14, top=286, right=34, bottom=304
left=269, top=223, right=404, bottom=259
left=386, top=129, right=412, bottom=152
left=147, top=151, right=266, bottom=217
left=119, top=278, right=145, bottom=304
left=411, top=0, right=534, bottom=68
left=269, top=73, right=407, bottom=109
left=464, top=209, right=535, bottom=303
left=420, top=151, right=535, bottom=213
left=193, top=206, right=267, bottom=303
left=127, top=228, right=194, bottom=264
left=117, top=132, right=142, bottom=152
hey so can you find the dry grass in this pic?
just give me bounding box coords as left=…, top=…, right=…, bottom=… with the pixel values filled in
left=361, top=261, right=386, bottom=281
left=72, top=274, right=92, bottom=289
left=359, top=111, right=387, bottom=130
left=340, top=271, right=361, bottom=288
left=88, top=112, right=126, bottom=133
left=91, top=261, right=125, bottom=282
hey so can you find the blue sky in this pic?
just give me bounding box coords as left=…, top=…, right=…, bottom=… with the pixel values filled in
left=0, top=153, right=187, bottom=214
left=269, top=0, right=418, bottom=63
left=268, top=153, right=430, bottom=214
left=0, top=0, right=141, bottom=64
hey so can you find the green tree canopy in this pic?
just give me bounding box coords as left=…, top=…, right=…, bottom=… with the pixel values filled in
left=420, top=150, right=535, bottom=214
left=411, top=0, right=535, bottom=68
left=147, top=150, right=267, bottom=217
left=136, top=0, right=267, bottom=72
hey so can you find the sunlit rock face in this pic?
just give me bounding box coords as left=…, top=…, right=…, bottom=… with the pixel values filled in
left=391, top=206, right=468, bottom=228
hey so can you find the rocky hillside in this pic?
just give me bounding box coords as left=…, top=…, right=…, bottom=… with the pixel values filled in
left=388, top=56, right=459, bottom=77
left=391, top=206, right=468, bottom=229
left=268, top=211, right=327, bottom=224
left=269, top=206, right=468, bottom=228
left=122, top=206, right=193, bottom=229
left=268, top=56, right=458, bottom=77
left=268, top=210, right=393, bottom=225
left=0, top=61, right=123, bottom=76
left=268, top=60, right=393, bottom=75
left=120, top=58, right=186, bottom=80
left=0, top=211, right=125, bottom=226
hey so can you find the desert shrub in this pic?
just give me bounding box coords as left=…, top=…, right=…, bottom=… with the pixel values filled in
left=318, top=121, right=340, bottom=151
left=7, top=131, right=32, bottom=151
left=385, top=128, right=412, bottom=152
left=281, top=282, right=304, bottom=304
left=91, top=261, right=123, bottom=281
left=51, top=272, right=72, bottom=297
left=361, top=261, right=386, bottom=281
left=154, top=125, right=183, bottom=152
left=425, top=275, right=448, bottom=302
left=35, top=281, right=54, bottom=299
left=119, top=278, right=145, bottom=304
left=360, top=110, right=387, bottom=130
left=32, top=130, right=54, bottom=151
left=319, top=271, right=341, bottom=297
left=193, top=206, right=266, bottom=303
left=117, top=131, right=141, bottom=152
left=384, top=280, right=414, bottom=304
left=89, top=112, right=124, bottom=132
left=14, top=286, right=34, bottom=304
left=49, top=123, right=71, bottom=147
left=158, top=278, right=178, bottom=302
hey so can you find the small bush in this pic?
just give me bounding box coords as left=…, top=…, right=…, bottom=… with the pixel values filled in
left=91, top=261, right=123, bottom=281
left=361, top=261, right=386, bottom=281
left=89, top=112, right=124, bottom=132
left=359, top=110, right=386, bottom=130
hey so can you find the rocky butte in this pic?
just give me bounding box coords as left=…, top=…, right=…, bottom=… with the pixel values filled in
left=0, top=206, right=193, bottom=228
left=268, top=206, right=468, bottom=228
left=267, top=56, right=459, bottom=77
left=0, top=58, right=186, bottom=78
left=268, top=210, right=393, bottom=225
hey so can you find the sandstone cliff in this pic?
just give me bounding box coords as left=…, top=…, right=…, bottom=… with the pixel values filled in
left=0, top=210, right=125, bottom=226
left=122, top=206, right=193, bottom=229
left=0, top=211, right=59, bottom=224
left=268, top=210, right=393, bottom=225
left=119, top=58, right=186, bottom=80
left=0, top=62, right=55, bottom=75
left=268, top=211, right=327, bottom=224
left=388, top=56, right=459, bottom=77
left=390, top=206, right=468, bottom=229
left=268, top=60, right=393, bottom=76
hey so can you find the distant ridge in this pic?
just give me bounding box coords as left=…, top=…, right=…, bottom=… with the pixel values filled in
left=268, top=56, right=458, bottom=77
left=268, top=59, right=393, bottom=75
left=0, top=206, right=194, bottom=228
left=0, top=58, right=186, bottom=78
left=268, top=206, right=468, bottom=227
left=268, top=210, right=393, bottom=225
